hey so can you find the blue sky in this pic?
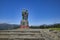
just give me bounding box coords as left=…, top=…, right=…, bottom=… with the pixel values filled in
left=0, top=0, right=60, bottom=26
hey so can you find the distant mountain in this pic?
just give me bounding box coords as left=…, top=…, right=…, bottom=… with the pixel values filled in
left=30, top=23, right=60, bottom=29
left=0, top=23, right=20, bottom=30
left=0, top=23, right=60, bottom=30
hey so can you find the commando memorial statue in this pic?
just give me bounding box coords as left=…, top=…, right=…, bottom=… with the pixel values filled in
left=20, top=9, right=29, bottom=28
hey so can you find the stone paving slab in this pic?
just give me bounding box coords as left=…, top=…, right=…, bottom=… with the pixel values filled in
left=0, top=29, right=60, bottom=40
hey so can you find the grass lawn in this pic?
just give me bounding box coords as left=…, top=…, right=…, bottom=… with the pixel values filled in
left=49, top=28, right=60, bottom=31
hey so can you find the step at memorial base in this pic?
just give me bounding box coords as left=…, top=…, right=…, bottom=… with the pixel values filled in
left=0, top=29, right=45, bottom=40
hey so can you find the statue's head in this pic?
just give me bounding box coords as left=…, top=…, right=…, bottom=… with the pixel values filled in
left=22, top=9, right=28, bottom=14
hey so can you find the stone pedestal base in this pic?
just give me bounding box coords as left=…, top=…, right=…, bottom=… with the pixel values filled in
left=20, top=25, right=29, bottom=29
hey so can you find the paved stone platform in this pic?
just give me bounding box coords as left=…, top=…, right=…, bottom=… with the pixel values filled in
left=0, top=29, right=60, bottom=40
